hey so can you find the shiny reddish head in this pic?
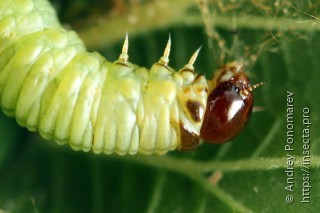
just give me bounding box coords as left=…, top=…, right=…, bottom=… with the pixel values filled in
left=200, top=64, right=264, bottom=144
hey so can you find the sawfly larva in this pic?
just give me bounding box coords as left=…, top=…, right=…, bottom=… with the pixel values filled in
left=0, top=0, right=264, bottom=155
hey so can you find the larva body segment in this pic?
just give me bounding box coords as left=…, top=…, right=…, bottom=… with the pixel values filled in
left=0, top=0, right=208, bottom=155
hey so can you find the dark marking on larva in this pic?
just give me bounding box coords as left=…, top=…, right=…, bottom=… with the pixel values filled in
left=196, top=87, right=208, bottom=94
left=183, top=87, right=192, bottom=94
left=194, top=74, right=204, bottom=82
left=180, top=69, right=194, bottom=74
left=115, top=61, right=129, bottom=67
left=179, top=123, right=200, bottom=151
left=155, top=62, right=169, bottom=70
left=186, top=100, right=203, bottom=122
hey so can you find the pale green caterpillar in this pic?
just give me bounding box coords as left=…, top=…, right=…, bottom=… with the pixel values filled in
left=0, top=0, right=263, bottom=155
left=0, top=0, right=210, bottom=155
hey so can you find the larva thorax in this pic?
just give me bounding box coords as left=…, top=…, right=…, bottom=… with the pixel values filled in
left=0, top=0, right=208, bottom=155
left=100, top=35, right=209, bottom=155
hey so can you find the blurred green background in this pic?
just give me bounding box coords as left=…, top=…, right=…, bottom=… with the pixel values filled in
left=0, top=0, right=319, bottom=212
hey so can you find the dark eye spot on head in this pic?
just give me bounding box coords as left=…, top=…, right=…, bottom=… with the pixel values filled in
left=186, top=100, right=204, bottom=122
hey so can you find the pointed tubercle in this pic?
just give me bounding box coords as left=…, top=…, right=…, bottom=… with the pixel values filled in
left=158, top=34, right=171, bottom=66
left=118, top=32, right=129, bottom=64
left=183, top=46, right=202, bottom=71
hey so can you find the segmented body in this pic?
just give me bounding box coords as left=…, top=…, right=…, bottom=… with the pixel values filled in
left=0, top=0, right=208, bottom=155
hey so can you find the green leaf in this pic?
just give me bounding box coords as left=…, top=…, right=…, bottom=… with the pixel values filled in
left=1, top=0, right=319, bottom=212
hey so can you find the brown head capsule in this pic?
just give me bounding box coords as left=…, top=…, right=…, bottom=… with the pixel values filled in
left=200, top=63, right=264, bottom=144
